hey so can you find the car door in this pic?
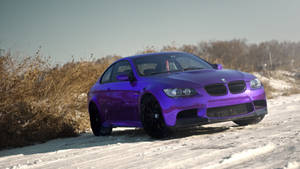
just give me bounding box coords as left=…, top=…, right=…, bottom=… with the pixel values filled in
left=97, top=64, right=114, bottom=122
left=108, top=60, right=140, bottom=122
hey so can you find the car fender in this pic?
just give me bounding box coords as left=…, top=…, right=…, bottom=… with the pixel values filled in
left=88, top=96, right=105, bottom=123
left=137, top=84, right=166, bottom=119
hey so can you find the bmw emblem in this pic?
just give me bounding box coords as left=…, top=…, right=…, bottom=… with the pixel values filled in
left=221, top=78, right=226, bottom=83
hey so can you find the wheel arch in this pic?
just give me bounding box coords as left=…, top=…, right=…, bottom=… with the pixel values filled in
left=88, top=101, right=97, bottom=114
left=138, top=91, right=163, bottom=120
left=88, top=99, right=105, bottom=123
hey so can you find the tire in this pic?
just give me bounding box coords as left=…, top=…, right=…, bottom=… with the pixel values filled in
left=89, top=103, right=112, bottom=136
left=233, top=115, right=265, bottom=126
left=141, top=95, right=170, bottom=138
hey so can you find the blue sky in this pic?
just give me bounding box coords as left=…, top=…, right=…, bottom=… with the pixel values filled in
left=0, top=0, right=299, bottom=63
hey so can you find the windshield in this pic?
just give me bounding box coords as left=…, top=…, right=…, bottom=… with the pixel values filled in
left=133, top=53, right=213, bottom=76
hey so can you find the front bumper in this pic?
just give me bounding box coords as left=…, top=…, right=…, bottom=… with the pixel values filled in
left=175, top=107, right=267, bottom=126
left=159, top=87, right=267, bottom=127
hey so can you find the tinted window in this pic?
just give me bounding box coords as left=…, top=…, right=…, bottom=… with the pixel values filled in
left=111, top=60, right=132, bottom=82
left=175, top=55, right=205, bottom=69
left=100, top=65, right=113, bottom=84
left=133, top=53, right=213, bottom=76
left=136, top=63, right=158, bottom=76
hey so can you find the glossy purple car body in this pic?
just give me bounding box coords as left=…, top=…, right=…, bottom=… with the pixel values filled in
left=88, top=52, right=267, bottom=138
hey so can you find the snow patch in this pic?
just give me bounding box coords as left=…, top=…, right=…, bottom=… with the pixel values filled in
left=253, top=72, right=293, bottom=90
left=203, top=143, right=276, bottom=169
left=277, top=70, right=296, bottom=76
left=268, top=78, right=292, bottom=90
left=284, top=161, right=299, bottom=169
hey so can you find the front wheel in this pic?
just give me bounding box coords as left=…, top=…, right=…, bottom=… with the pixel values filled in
left=141, top=95, right=170, bottom=138
left=233, top=115, right=265, bottom=126
left=89, top=104, right=112, bottom=136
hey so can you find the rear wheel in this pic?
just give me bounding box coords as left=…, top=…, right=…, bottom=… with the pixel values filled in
left=233, top=115, right=265, bottom=126
left=141, top=95, right=170, bottom=138
left=89, top=103, right=112, bottom=136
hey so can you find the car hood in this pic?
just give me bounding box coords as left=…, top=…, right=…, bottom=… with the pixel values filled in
left=148, top=69, right=253, bottom=87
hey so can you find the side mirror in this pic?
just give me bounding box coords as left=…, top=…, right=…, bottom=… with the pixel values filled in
left=116, top=74, right=129, bottom=81
left=213, top=64, right=223, bottom=70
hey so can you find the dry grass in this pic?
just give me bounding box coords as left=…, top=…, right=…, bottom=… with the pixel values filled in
left=0, top=54, right=119, bottom=149
left=281, top=82, right=300, bottom=96
left=261, top=80, right=276, bottom=99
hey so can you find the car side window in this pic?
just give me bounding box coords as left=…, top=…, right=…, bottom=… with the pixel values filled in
left=100, top=66, right=113, bottom=84
left=111, top=60, right=133, bottom=82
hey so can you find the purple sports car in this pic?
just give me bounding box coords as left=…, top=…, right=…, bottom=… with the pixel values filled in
left=88, top=52, right=267, bottom=138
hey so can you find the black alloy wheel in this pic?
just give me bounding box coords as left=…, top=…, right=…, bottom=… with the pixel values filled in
left=89, top=104, right=112, bottom=136
left=141, top=95, right=170, bottom=138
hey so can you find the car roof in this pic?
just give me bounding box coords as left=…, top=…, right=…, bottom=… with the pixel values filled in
left=125, top=51, right=188, bottom=60
left=111, top=51, right=192, bottom=65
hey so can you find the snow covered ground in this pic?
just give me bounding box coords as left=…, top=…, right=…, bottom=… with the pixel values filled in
left=253, top=70, right=299, bottom=98
left=1, top=94, right=300, bottom=169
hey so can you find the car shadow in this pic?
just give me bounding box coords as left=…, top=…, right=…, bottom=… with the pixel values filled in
left=168, top=125, right=230, bottom=139
left=0, top=125, right=234, bottom=157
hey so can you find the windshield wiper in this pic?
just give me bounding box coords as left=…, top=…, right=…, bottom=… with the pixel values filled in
left=182, top=67, right=204, bottom=71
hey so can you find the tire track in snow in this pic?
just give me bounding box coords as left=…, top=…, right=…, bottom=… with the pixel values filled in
left=200, top=143, right=276, bottom=169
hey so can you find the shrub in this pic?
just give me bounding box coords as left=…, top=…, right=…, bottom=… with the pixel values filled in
left=0, top=54, right=119, bottom=149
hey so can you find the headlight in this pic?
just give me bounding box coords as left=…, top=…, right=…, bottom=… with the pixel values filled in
left=250, top=78, right=262, bottom=89
left=163, top=88, right=197, bottom=97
